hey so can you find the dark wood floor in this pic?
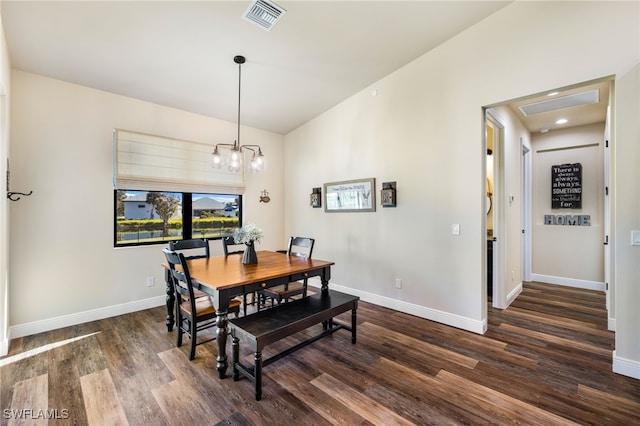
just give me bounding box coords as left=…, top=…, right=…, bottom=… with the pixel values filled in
left=1, top=282, right=639, bottom=425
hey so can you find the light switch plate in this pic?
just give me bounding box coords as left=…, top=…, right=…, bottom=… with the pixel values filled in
left=452, top=224, right=460, bottom=235
left=632, top=230, right=640, bottom=246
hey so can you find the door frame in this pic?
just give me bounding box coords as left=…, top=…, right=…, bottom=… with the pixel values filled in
left=521, top=139, right=532, bottom=282
left=485, top=108, right=506, bottom=309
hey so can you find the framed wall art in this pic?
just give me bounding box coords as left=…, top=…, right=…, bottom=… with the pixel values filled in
left=323, top=178, right=375, bottom=212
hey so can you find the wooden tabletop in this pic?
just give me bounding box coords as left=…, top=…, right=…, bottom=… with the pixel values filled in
left=183, top=250, right=334, bottom=291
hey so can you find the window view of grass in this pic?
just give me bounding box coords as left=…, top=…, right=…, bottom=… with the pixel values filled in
left=115, top=190, right=240, bottom=246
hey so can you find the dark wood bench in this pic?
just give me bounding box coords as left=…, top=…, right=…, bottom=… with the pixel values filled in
left=229, top=289, right=359, bottom=400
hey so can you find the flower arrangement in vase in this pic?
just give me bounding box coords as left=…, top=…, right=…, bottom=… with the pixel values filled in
left=233, top=223, right=263, bottom=264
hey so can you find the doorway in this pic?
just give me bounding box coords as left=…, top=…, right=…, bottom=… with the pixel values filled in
left=483, top=77, right=612, bottom=319
left=485, top=109, right=504, bottom=308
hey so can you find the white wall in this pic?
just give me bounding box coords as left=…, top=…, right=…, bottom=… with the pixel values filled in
left=284, top=1, right=640, bottom=375
left=531, top=123, right=605, bottom=288
left=0, top=11, right=11, bottom=356
left=8, top=71, right=284, bottom=332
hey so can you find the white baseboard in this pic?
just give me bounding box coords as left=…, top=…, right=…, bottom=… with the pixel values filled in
left=506, top=282, right=523, bottom=306
left=309, top=280, right=485, bottom=335
left=9, top=296, right=166, bottom=339
left=530, top=274, right=605, bottom=291
left=613, top=350, right=640, bottom=380
left=0, top=336, right=8, bottom=357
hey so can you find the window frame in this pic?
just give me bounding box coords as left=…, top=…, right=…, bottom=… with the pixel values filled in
left=114, top=190, right=243, bottom=247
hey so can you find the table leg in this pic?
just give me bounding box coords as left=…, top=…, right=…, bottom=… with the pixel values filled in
left=321, top=265, right=331, bottom=293
left=216, top=309, right=229, bottom=379
left=165, top=268, right=175, bottom=332
left=351, top=302, right=358, bottom=344
left=321, top=277, right=329, bottom=293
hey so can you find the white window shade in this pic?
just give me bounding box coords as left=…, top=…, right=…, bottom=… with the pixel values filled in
left=113, top=129, right=245, bottom=194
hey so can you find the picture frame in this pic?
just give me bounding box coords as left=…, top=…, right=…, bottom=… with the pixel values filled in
left=323, top=178, right=375, bottom=212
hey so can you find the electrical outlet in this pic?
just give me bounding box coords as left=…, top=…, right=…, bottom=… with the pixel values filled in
left=395, top=278, right=402, bottom=289
left=146, top=276, right=155, bottom=287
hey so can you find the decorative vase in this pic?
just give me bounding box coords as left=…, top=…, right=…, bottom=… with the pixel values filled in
left=242, top=241, right=258, bottom=264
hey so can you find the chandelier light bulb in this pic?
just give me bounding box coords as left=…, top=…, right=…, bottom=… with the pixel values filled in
left=211, top=148, right=222, bottom=169
left=250, top=148, right=265, bottom=172
left=227, top=149, right=241, bottom=172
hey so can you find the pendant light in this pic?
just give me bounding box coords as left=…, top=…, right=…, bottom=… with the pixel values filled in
left=212, top=55, right=265, bottom=173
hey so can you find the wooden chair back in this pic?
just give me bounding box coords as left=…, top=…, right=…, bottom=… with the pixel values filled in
left=222, top=236, right=244, bottom=256
left=258, top=237, right=316, bottom=311
left=169, top=239, right=210, bottom=259
left=162, top=249, right=196, bottom=322
left=287, top=236, right=315, bottom=259
left=163, top=248, right=198, bottom=307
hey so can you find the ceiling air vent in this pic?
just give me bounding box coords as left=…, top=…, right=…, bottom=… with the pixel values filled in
left=242, top=0, right=286, bottom=31
left=519, top=89, right=599, bottom=116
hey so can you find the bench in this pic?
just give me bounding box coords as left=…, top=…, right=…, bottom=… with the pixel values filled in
left=228, top=289, right=359, bottom=400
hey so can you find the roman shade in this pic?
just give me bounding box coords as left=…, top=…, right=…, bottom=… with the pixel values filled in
left=113, top=129, right=245, bottom=194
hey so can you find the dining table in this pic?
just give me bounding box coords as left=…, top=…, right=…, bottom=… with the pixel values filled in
left=162, top=250, right=334, bottom=379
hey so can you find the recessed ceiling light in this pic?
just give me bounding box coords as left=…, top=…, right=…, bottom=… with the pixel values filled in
left=556, top=118, right=568, bottom=124
left=540, top=128, right=550, bottom=133
left=547, top=91, right=559, bottom=96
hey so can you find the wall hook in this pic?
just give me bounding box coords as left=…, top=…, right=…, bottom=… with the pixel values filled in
left=6, top=159, right=33, bottom=201
left=7, top=191, right=33, bottom=201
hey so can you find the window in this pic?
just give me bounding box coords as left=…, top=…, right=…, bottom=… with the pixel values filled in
left=115, top=190, right=242, bottom=247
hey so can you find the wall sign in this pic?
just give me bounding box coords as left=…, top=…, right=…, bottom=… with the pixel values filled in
left=551, top=163, right=582, bottom=209
left=544, top=215, right=591, bottom=226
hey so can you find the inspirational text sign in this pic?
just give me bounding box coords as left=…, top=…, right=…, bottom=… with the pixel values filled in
left=552, top=163, right=582, bottom=209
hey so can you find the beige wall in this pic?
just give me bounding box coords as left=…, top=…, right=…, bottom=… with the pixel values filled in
left=8, top=71, right=285, bottom=330
left=283, top=1, right=639, bottom=375
left=531, top=123, right=605, bottom=287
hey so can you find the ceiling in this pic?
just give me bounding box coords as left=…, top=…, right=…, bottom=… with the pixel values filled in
left=1, top=0, right=512, bottom=135
left=506, top=79, right=610, bottom=134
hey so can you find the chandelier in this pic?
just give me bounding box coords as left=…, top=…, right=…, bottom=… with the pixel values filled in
left=212, top=55, right=265, bottom=173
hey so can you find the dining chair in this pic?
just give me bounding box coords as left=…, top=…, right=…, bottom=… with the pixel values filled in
left=222, top=236, right=255, bottom=316
left=258, top=236, right=315, bottom=310
left=163, top=248, right=241, bottom=360
left=170, top=238, right=244, bottom=313
left=169, top=239, right=210, bottom=299
left=169, top=238, right=210, bottom=259
left=221, top=236, right=244, bottom=256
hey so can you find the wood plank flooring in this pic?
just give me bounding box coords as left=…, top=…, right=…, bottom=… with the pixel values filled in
left=1, top=282, right=639, bottom=425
